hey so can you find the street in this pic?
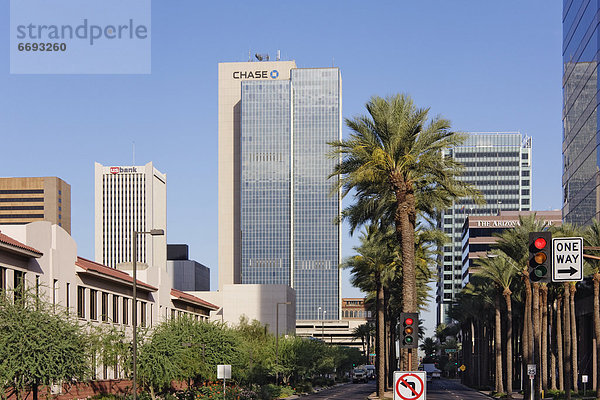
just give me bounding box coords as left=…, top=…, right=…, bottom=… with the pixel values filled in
left=296, top=378, right=493, bottom=400
left=426, top=378, right=492, bottom=400
left=298, top=381, right=375, bottom=399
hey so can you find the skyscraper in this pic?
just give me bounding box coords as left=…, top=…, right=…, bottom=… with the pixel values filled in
left=218, top=60, right=341, bottom=320
left=0, top=177, right=71, bottom=233
left=437, top=132, right=532, bottom=325
left=94, top=162, right=166, bottom=272
left=562, top=1, right=600, bottom=225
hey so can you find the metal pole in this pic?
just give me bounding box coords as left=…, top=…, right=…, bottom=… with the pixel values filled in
left=276, top=303, right=279, bottom=385
left=223, top=377, right=226, bottom=400
left=322, top=310, right=326, bottom=340
left=132, top=231, right=137, bottom=400
left=530, top=377, right=534, bottom=400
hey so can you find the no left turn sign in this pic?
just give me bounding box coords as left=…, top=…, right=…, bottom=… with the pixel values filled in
left=394, top=371, right=426, bottom=400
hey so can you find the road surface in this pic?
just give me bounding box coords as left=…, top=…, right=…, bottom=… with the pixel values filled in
left=426, top=378, right=493, bottom=400
left=299, top=381, right=375, bottom=399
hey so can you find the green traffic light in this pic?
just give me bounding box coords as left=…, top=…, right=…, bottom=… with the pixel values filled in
left=405, top=336, right=413, bottom=344
left=534, top=266, right=547, bottom=278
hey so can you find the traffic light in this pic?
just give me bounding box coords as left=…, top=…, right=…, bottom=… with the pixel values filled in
left=529, top=231, right=552, bottom=282
left=400, top=312, right=418, bottom=349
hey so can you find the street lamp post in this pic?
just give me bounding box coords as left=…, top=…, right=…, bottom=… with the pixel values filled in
left=275, top=301, right=291, bottom=384
left=322, top=310, right=326, bottom=341
left=132, top=229, right=164, bottom=400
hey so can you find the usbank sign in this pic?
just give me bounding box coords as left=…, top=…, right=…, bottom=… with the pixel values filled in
left=232, top=70, right=280, bottom=79
left=109, top=167, right=138, bottom=174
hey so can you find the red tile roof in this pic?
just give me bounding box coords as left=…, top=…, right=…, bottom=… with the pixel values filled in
left=75, top=257, right=157, bottom=291
left=170, top=288, right=219, bottom=311
left=0, top=231, right=43, bottom=256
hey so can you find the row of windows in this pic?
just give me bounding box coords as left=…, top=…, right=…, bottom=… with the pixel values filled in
left=342, top=310, right=371, bottom=318
left=0, top=205, right=44, bottom=210
left=0, top=189, right=44, bottom=194
left=454, top=151, right=521, bottom=158
left=0, top=197, right=43, bottom=202
left=0, top=214, right=44, bottom=219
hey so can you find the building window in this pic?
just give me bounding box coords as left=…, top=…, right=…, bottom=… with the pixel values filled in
left=53, top=279, right=58, bottom=309
left=522, top=199, right=530, bottom=205
left=522, top=189, right=530, bottom=195
left=123, top=298, right=129, bottom=325
left=90, top=289, right=97, bottom=320
left=66, top=283, right=70, bottom=314
left=77, top=286, right=85, bottom=319
left=522, top=170, right=530, bottom=177
left=140, top=302, right=147, bottom=327
left=171, top=309, right=176, bottom=320
left=112, top=295, right=119, bottom=323
left=14, top=270, right=25, bottom=303
left=0, top=267, right=5, bottom=291
left=522, top=180, right=529, bottom=186
left=101, top=292, right=108, bottom=322
left=58, top=190, right=62, bottom=195
left=58, top=198, right=61, bottom=203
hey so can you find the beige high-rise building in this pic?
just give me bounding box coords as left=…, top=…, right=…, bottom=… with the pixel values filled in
left=0, top=177, right=71, bottom=233
left=218, top=60, right=297, bottom=290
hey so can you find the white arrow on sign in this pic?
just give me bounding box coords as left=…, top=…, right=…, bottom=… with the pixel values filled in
left=552, top=237, right=583, bottom=282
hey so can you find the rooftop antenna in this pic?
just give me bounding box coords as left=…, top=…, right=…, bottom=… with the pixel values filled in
left=277, top=50, right=280, bottom=61
left=255, top=53, right=269, bottom=61
left=248, top=50, right=251, bottom=62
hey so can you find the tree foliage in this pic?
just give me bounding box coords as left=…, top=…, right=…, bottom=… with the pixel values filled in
left=0, top=290, right=87, bottom=400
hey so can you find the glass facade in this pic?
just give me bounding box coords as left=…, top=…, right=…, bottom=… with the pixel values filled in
left=562, top=0, right=600, bottom=225
left=240, top=68, right=341, bottom=320
left=241, top=80, right=292, bottom=286
left=437, top=133, right=532, bottom=325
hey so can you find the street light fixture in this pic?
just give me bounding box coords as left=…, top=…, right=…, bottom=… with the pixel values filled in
left=275, top=301, right=291, bottom=384
left=132, top=228, right=164, bottom=400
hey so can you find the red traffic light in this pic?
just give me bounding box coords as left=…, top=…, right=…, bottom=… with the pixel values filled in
left=534, top=237, right=547, bottom=250
left=405, top=317, right=414, bottom=325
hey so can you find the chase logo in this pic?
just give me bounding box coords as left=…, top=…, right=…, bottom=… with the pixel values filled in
left=270, top=70, right=279, bottom=79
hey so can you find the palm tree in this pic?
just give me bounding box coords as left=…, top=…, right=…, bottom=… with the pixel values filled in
left=493, top=214, right=550, bottom=399
left=330, top=94, right=479, bottom=326
left=475, top=252, right=518, bottom=397
left=344, top=225, right=397, bottom=398
left=583, top=220, right=600, bottom=399
left=420, top=337, right=438, bottom=361
left=352, top=323, right=372, bottom=359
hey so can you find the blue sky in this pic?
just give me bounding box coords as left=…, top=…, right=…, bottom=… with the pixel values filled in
left=0, top=1, right=563, bottom=336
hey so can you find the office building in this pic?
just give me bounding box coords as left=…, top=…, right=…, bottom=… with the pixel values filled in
left=437, top=132, right=532, bottom=325
left=94, top=162, right=166, bottom=273
left=0, top=221, right=218, bottom=381
left=167, top=244, right=210, bottom=291
left=460, top=210, right=561, bottom=287
left=0, top=177, right=71, bottom=233
left=218, top=60, right=342, bottom=320
left=563, top=1, right=600, bottom=225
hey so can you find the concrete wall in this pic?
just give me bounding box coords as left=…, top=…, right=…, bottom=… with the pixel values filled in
left=191, top=284, right=296, bottom=335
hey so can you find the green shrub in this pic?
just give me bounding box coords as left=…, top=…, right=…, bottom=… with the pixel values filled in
left=294, top=382, right=313, bottom=394
left=91, top=394, right=123, bottom=400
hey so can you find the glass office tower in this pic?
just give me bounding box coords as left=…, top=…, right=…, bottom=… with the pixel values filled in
left=437, top=132, right=532, bottom=325
left=239, top=67, right=341, bottom=320
left=562, top=0, right=600, bottom=225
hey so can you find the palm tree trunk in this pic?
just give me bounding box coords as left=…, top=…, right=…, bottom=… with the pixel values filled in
left=504, top=289, right=513, bottom=398
left=533, top=282, right=541, bottom=399
left=570, top=284, right=578, bottom=393
left=557, top=296, right=564, bottom=391
left=550, top=300, right=557, bottom=391
left=376, top=275, right=385, bottom=398
left=541, top=285, right=548, bottom=392
left=564, top=283, right=572, bottom=400
left=394, top=177, right=418, bottom=367
left=495, top=296, right=505, bottom=394
left=593, top=273, right=600, bottom=399
left=389, top=313, right=397, bottom=385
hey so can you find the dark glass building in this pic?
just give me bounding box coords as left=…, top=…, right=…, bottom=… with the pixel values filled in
left=563, top=0, right=600, bottom=225
left=237, top=65, right=342, bottom=320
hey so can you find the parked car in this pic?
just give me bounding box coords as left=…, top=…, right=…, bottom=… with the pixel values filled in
left=352, top=368, right=368, bottom=383
left=422, top=363, right=442, bottom=379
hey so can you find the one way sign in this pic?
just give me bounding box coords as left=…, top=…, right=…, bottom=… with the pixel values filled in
left=552, top=237, right=583, bottom=282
